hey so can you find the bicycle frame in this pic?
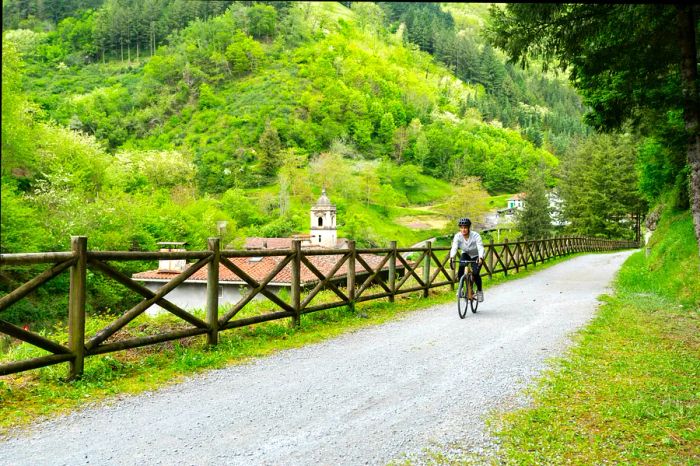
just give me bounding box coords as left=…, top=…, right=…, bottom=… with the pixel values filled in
left=451, top=259, right=479, bottom=300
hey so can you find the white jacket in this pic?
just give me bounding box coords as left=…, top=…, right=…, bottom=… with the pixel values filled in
left=449, top=230, right=485, bottom=259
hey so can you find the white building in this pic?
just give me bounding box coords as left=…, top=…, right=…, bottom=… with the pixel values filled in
left=507, top=193, right=526, bottom=209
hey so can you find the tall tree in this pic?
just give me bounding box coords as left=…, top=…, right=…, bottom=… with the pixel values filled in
left=516, top=170, right=552, bottom=239
left=258, top=121, right=281, bottom=176
left=487, top=4, right=700, bottom=253
left=559, top=134, right=646, bottom=240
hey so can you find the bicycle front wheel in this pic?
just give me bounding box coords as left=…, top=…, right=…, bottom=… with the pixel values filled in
left=457, top=275, right=468, bottom=319
left=468, top=274, right=479, bottom=313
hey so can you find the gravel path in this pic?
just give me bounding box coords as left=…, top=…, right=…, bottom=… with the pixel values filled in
left=0, top=251, right=635, bottom=466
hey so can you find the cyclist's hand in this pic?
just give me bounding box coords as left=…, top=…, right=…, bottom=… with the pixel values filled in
left=477, top=257, right=483, bottom=266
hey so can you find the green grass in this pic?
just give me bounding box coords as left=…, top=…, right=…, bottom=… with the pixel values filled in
left=491, top=209, right=700, bottom=465
left=0, top=246, right=584, bottom=435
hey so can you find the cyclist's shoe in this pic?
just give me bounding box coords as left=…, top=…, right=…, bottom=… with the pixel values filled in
left=476, top=291, right=484, bottom=302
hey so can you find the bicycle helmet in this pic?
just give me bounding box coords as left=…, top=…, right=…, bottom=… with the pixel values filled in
left=458, top=217, right=472, bottom=227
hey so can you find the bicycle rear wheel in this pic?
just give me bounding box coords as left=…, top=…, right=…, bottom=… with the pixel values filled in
left=457, top=275, right=468, bottom=319
left=468, top=274, right=479, bottom=313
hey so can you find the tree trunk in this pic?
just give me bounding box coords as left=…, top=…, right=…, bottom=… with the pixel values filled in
left=676, top=5, right=700, bottom=256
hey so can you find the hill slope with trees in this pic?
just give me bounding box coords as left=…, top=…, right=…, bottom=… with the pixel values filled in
left=2, top=1, right=648, bottom=323
left=2, top=1, right=577, bottom=254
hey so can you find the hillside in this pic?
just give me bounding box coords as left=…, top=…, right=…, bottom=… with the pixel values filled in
left=2, top=2, right=572, bottom=249
left=2, top=1, right=587, bottom=322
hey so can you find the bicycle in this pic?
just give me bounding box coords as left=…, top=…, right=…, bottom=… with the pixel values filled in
left=452, top=258, right=479, bottom=318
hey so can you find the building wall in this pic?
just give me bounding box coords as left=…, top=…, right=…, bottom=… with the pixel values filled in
left=141, top=281, right=286, bottom=316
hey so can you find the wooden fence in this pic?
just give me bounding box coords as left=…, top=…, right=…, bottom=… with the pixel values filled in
left=0, top=235, right=638, bottom=378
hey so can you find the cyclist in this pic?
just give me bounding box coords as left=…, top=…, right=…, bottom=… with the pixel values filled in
left=450, top=217, right=485, bottom=302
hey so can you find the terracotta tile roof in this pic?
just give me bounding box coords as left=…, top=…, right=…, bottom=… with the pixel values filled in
left=132, top=253, right=401, bottom=286
left=244, top=237, right=298, bottom=250
left=244, top=237, right=350, bottom=250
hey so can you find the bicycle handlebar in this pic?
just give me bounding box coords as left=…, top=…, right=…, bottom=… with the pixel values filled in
left=450, top=258, right=480, bottom=267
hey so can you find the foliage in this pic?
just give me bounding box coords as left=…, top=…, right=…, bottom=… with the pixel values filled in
left=6, top=1, right=568, bottom=195
left=636, top=132, right=689, bottom=208
left=2, top=40, right=36, bottom=176
left=559, top=133, right=646, bottom=239
left=257, top=120, right=282, bottom=176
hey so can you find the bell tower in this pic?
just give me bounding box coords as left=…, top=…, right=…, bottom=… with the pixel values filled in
left=310, top=188, right=337, bottom=248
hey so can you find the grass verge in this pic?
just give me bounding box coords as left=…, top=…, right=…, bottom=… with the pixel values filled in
left=0, top=249, right=605, bottom=436
left=491, top=209, right=699, bottom=465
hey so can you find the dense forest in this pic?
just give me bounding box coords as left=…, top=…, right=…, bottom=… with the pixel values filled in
left=4, top=1, right=682, bottom=323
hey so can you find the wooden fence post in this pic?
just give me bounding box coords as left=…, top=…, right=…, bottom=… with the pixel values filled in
left=423, top=240, right=432, bottom=298
left=206, top=237, right=220, bottom=345
left=347, top=240, right=356, bottom=313
left=291, top=239, right=301, bottom=327
left=503, top=238, right=509, bottom=276
left=389, top=241, right=397, bottom=302
left=68, top=236, right=87, bottom=380
left=525, top=240, right=535, bottom=270
left=487, top=238, right=494, bottom=279
left=540, top=238, right=545, bottom=262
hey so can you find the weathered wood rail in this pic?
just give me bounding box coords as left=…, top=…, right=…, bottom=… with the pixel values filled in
left=0, top=235, right=638, bottom=378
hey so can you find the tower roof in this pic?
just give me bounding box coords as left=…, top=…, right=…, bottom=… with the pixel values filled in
left=314, top=188, right=334, bottom=208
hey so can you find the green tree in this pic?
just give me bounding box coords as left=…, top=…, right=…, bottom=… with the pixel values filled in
left=559, top=134, right=646, bottom=239
left=515, top=170, right=552, bottom=239
left=351, top=2, right=384, bottom=36
left=2, top=41, right=36, bottom=176
left=247, top=4, right=276, bottom=40
left=221, top=188, right=263, bottom=227
left=413, top=133, right=430, bottom=168
left=342, top=210, right=371, bottom=245
left=278, top=147, right=312, bottom=201
left=376, top=183, right=403, bottom=215
left=487, top=3, right=700, bottom=251
left=258, top=121, right=282, bottom=176
left=352, top=119, right=373, bottom=151
left=225, top=38, right=250, bottom=75
left=357, top=164, right=380, bottom=206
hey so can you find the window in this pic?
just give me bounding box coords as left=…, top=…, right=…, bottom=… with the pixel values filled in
left=319, top=236, right=322, bottom=243
left=318, top=217, right=323, bottom=227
